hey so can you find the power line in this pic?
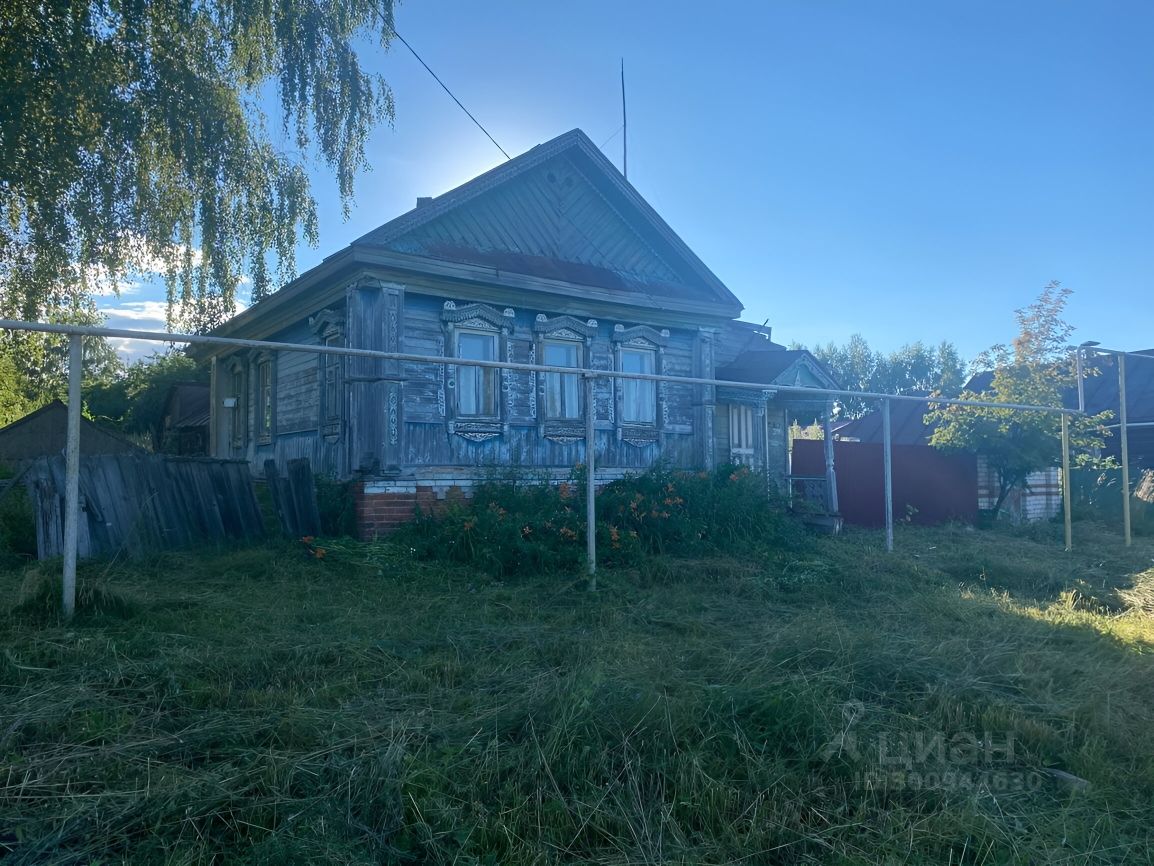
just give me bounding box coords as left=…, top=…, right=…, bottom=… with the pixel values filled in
left=598, top=124, right=624, bottom=150
left=620, top=58, right=627, bottom=180
left=392, top=31, right=511, bottom=161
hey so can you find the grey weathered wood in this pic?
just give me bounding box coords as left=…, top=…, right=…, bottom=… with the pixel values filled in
left=263, top=457, right=322, bottom=538
left=287, top=459, right=322, bottom=537
left=24, top=454, right=264, bottom=559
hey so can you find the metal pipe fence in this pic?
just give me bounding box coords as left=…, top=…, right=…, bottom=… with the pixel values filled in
left=0, top=318, right=1094, bottom=615
left=1080, top=345, right=1154, bottom=548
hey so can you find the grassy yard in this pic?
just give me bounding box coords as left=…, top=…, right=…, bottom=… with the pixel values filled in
left=2, top=521, right=1153, bottom=864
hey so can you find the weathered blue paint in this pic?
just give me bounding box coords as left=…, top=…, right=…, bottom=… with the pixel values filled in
left=205, top=129, right=841, bottom=500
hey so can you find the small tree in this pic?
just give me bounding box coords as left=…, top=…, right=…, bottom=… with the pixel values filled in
left=927, top=282, right=1107, bottom=517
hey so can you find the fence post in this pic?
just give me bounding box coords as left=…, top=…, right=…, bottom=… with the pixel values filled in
left=584, top=374, right=597, bottom=590
left=1119, top=354, right=1132, bottom=546
left=822, top=401, right=839, bottom=515
left=882, top=397, right=894, bottom=552
left=63, top=334, right=82, bottom=619
left=1061, top=413, right=1073, bottom=552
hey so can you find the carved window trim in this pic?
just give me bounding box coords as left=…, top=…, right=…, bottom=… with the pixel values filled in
left=310, top=309, right=345, bottom=438
left=442, top=301, right=514, bottom=441
left=254, top=351, right=275, bottom=445
left=612, top=324, right=668, bottom=445
left=533, top=314, right=597, bottom=440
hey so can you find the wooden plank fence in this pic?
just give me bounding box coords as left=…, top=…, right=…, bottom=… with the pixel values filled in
left=23, top=454, right=264, bottom=559
left=264, top=458, right=322, bottom=538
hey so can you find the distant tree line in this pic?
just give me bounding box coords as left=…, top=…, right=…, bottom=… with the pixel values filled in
left=791, top=336, right=967, bottom=419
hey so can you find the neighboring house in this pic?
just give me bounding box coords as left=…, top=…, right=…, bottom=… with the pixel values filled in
left=161, top=383, right=211, bottom=456
left=197, top=129, right=839, bottom=536
left=834, top=349, right=1154, bottom=522
left=0, top=401, right=145, bottom=462
left=1089, top=349, right=1154, bottom=469
left=967, top=350, right=1154, bottom=470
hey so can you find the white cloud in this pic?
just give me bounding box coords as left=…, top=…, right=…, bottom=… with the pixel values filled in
left=100, top=296, right=249, bottom=363
left=77, top=235, right=208, bottom=297
left=107, top=337, right=177, bottom=361
left=102, top=300, right=170, bottom=325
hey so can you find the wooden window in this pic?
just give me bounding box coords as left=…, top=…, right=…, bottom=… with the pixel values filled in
left=543, top=340, right=581, bottom=420
left=729, top=404, right=756, bottom=466
left=456, top=331, right=499, bottom=417
left=620, top=347, right=656, bottom=424
left=230, top=367, right=246, bottom=447
left=322, top=335, right=343, bottom=433
left=257, top=358, right=274, bottom=442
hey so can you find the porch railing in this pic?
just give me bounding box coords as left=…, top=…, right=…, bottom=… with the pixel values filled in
left=787, top=474, right=832, bottom=513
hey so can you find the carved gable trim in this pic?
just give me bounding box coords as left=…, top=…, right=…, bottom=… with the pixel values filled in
left=441, top=301, right=514, bottom=332
left=611, top=324, right=669, bottom=348
left=308, top=308, right=345, bottom=340
left=533, top=314, right=598, bottom=340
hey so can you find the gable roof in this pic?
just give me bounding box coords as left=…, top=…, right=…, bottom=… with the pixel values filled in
left=207, top=129, right=745, bottom=347
left=353, top=129, right=742, bottom=314
left=834, top=398, right=937, bottom=445
left=716, top=349, right=841, bottom=391
left=0, top=401, right=145, bottom=460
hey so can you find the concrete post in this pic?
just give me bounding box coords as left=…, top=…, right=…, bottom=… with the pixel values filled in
left=63, top=334, right=82, bottom=619
left=584, top=374, right=597, bottom=590
left=882, top=398, right=894, bottom=553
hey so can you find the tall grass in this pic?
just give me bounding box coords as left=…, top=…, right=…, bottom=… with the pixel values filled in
left=2, top=524, right=1153, bottom=863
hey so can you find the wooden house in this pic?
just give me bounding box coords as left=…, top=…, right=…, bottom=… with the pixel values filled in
left=160, top=383, right=211, bottom=456
left=199, top=130, right=838, bottom=536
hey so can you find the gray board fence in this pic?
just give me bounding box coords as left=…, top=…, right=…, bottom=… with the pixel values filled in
left=24, top=454, right=264, bottom=559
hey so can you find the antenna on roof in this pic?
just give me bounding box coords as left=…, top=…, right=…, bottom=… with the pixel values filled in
left=620, top=58, right=628, bottom=181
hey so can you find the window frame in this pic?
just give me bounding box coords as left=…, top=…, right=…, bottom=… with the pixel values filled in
left=454, top=328, right=501, bottom=420
left=440, top=301, right=515, bottom=442
left=618, top=346, right=657, bottom=425
left=321, top=334, right=344, bottom=435
left=531, top=314, right=598, bottom=442
left=729, top=403, right=756, bottom=467
left=309, top=308, right=346, bottom=438
left=255, top=355, right=275, bottom=444
left=541, top=338, right=583, bottom=421
left=228, top=361, right=247, bottom=449
left=611, top=324, right=669, bottom=445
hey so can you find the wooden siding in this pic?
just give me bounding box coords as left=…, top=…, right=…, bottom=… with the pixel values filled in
left=389, top=154, right=686, bottom=286
left=395, top=292, right=702, bottom=471
left=275, top=323, right=320, bottom=435
left=212, top=275, right=814, bottom=486
left=214, top=311, right=346, bottom=478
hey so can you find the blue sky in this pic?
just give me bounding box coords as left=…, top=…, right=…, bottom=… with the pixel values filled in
left=101, top=0, right=1154, bottom=362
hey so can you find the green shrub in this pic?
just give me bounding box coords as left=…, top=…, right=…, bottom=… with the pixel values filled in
left=1070, top=466, right=1154, bottom=536
left=398, top=478, right=591, bottom=577
left=598, top=463, right=797, bottom=556
left=395, top=464, right=801, bottom=578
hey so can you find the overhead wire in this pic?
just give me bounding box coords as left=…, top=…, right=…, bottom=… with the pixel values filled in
left=391, top=30, right=512, bottom=161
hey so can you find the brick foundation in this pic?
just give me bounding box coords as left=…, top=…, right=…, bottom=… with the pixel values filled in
left=354, top=481, right=466, bottom=539
left=352, top=469, right=635, bottom=539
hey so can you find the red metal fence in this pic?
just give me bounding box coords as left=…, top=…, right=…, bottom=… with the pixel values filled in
left=792, top=440, right=978, bottom=527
